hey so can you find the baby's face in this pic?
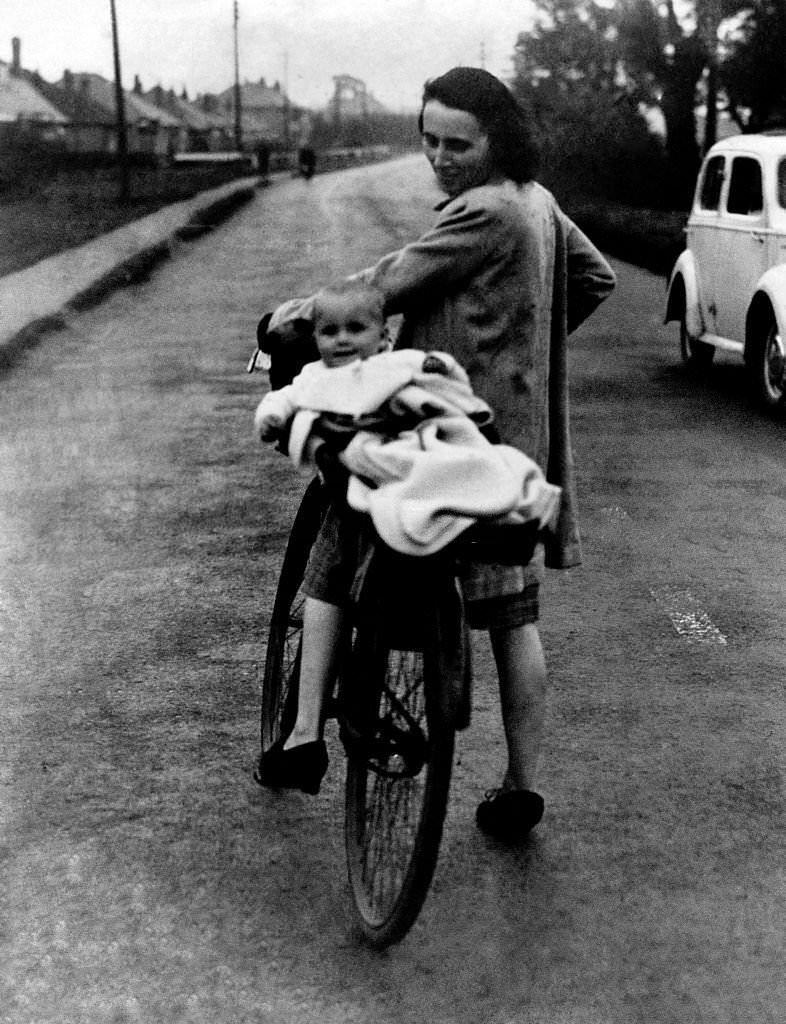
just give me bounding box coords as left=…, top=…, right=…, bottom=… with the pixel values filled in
left=313, top=293, right=387, bottom=368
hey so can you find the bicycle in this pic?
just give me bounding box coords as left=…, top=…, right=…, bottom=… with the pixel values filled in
left=249, top=319, right=542, bottom=948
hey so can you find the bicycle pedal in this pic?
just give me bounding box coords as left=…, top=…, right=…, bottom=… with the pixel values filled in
left=369, top=723, right=428, bottom=778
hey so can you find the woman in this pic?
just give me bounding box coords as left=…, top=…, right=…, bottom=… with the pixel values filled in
left=258, top=67, right=615, bottom=842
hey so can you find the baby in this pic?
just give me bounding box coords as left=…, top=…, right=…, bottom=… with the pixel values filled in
left=254, top=279, right=492, bottom=469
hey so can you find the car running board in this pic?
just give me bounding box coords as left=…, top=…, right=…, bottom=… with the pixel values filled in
left=699, top=333, right=745, bottom=354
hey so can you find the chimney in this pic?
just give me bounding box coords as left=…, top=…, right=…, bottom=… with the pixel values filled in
left=63, top=69, right=73, bottom=91
left=11, top=37, right=20, bottom=74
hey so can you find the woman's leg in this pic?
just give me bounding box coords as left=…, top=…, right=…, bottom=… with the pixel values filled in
left=283, top=596, right=345, bottom=750
left=488, top=622, right=547, bottom=791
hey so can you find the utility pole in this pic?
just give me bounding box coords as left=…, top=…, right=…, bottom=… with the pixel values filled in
left=109, top=0, right=130, bottom=202
left=233, top=0, right=242, bottom=151
left=282, top=51, right=290, bottom=151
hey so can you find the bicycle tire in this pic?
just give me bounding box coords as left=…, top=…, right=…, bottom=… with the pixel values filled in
left=343, top=602, right=457, bottom=948
left=260, top=477, right=327, bottom=756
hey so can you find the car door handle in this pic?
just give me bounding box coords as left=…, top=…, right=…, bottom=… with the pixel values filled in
left=751, top=231, right=767, bottom=243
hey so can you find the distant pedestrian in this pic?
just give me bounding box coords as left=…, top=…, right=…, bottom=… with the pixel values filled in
left=256, top=141, right=271, bottom=184
left=298, top=146, right=316, bottom=180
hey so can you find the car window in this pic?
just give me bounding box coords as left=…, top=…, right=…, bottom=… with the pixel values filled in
left=726, top=156, right=763, bottom=216
left=778, top=159, right=786, bottom=208
left=698, top=155, right=725, bottom=210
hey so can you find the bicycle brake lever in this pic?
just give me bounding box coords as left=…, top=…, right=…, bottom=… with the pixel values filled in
left=248, top=310, right=276, bottom=373
left=247, top=348, right=272, bottom=373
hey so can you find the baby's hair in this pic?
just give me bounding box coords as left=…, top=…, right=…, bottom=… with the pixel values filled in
left=313, top=279, right=386, bottom=324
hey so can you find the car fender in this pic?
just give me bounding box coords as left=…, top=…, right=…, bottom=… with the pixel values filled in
left=747, top=264, right=786, bottom=340
left=665, top=250, right=703, bottom=338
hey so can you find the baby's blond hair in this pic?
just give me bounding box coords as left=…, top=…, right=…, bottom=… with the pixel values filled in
left=313, top=279, right=386, bottom=325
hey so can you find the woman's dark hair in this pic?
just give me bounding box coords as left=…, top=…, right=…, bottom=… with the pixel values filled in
left=418, top=66, right=540, bottom=184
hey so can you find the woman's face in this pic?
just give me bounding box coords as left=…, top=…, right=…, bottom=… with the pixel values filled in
left=421, top=99, right=495, bottom=197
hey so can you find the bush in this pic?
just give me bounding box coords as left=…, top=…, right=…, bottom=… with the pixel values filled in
left=560, top=196, right=686, bottom=276
left=536, top=99, right=679, bottom=210
left=0, top=123, right=66, bottom=193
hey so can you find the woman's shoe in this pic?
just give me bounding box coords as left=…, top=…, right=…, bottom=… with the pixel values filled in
left=253, top=739, right=328, bottom=795
left=475, top=788, right=544, bottom=842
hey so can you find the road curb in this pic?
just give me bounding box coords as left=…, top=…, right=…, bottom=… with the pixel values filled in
left=0, top=178, right=258, bottom=371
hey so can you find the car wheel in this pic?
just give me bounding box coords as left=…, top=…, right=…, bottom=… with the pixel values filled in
left=680, top=318, right=714, bottom=369
left=748, top=315, right=786, bottom=409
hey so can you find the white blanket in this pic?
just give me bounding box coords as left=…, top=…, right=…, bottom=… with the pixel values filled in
left=342, top=416, right=562, bottom=556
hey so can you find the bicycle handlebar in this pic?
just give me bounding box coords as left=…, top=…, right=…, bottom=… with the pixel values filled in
left=248, top=311, right=318, bottom=388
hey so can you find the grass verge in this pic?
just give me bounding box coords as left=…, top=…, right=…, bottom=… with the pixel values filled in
left=0, top=164, right=255, bottom=278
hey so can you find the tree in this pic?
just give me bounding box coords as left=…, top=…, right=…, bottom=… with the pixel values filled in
left=616, top=0, right=745, bottom=197
left=514, top=0, right=747, bottom=207
left=513, top=0, right=675, bottom=205
left=514, top=0, right=621, bottom=99
left=722, top=1, right=786, bottom=131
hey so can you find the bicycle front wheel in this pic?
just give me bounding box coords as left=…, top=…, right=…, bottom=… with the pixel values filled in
left=343, top=620, right=456, bottom=948
left=260, top=477, right=326, bottom=756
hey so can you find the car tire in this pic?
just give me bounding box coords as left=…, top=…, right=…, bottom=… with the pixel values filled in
left=747, top=313, right=786, bottom=410
left=680, top=317, right=714, bottom=370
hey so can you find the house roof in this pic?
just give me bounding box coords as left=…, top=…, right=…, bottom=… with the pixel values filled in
left=143, top=87, right=230, bottom=131
left=126, top=88, right=183, bottom=128
left=0, top=60, right=68, bottom=124
left=217, top=79, right=290, bottom=111
left=55, top=73, right=182, bottom=128
left=17, top=69, right=112, bottom=125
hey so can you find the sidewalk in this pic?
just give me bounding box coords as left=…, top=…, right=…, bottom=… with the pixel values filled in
left=0, top=175, right=260, bottom=365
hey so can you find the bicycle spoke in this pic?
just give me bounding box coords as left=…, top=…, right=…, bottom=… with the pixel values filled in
left=363, top=770, right=422, bottom=916
left=345, top=638, right=455, bottom=945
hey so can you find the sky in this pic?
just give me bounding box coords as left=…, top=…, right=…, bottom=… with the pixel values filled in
left=4, top=0, right=537, bottom=112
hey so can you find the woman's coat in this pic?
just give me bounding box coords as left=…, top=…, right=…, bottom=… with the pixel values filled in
left=360, top=180, right=616, bottom=569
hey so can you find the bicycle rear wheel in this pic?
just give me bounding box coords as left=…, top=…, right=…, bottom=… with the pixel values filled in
left=260, top=477, right=327, bottom=756
left=343, top=610, right=457, bottom=948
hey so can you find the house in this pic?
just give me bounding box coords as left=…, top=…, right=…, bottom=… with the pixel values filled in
left=0, top=38, right=67, bottom=145
left=214, top=77, right=304, bottom=147
left=143, top=85, right=232, bottom=153
left=22, top=70, right=118, bottom=154
left=55, top=71, right=183, bottom=157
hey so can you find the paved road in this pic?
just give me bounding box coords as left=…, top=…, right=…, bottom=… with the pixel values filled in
left=2, top=156, right=784, bottom=1024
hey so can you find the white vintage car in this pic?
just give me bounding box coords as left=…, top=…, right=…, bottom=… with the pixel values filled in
left=665, top=131, right=786, bottom=409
